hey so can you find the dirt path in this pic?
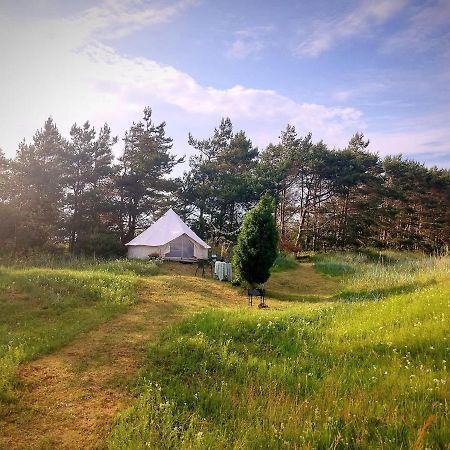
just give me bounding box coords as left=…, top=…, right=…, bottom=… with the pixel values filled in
left=0, top=283, right=186, bottom=450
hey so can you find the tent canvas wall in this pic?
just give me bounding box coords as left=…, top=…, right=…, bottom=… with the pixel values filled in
left=126, top=209, right=210, bottom=260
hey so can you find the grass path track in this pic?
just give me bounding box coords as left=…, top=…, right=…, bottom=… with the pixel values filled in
left=0, top=286, right=185, bottom=449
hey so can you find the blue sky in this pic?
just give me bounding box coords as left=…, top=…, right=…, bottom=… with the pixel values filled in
left=0, top=0, right=449, bottom=169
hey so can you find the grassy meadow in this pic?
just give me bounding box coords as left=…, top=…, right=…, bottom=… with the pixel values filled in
left=0, top=252, right=448, bottom=449
left=109, top=252, right=450, bottom=449
left=0, top=258, right=159, bottom=406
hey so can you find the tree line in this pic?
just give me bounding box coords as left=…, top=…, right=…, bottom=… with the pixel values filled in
left=0, top=107, right=449, bottom=256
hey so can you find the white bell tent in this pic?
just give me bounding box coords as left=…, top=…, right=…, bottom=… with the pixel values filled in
left=126, top=209, right=210, bottom=260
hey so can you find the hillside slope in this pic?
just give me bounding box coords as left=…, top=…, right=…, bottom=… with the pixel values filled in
left=0, top=261, right=335, bottom=449
left=109, top=258, right=450, bottom=450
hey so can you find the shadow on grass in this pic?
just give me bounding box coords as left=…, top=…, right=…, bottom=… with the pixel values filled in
left=336, top=279, right=436, bottom=302
left=357, top=248, right=397, bottom=264
left=314, top=262, right=356, bottom=278
left=266, top=290, right=331, bottom=303
left=312, top=250, right=408, bottom=278
left=270, top=255, right=298, bottom=273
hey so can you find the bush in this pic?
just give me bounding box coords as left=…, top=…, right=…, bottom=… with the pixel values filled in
left=77, top=233, right=126, bottom=259
left=233, top=194, right=278, bottom=286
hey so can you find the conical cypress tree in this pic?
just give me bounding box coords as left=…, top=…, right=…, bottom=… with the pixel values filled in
left=233, top=194, right=278, bottom=286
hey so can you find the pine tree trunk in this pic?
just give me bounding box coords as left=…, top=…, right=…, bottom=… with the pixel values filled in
left=128, top=215, right=136, bottom=242
left=69, top=191, right=79, bottom=253
left=280, top=186, right=287, bottom=242
left=69, top=231, right=76, bottom=253
left=295, top=209, right=308, bottom=253
left=340, top=191, right=350, bottom=247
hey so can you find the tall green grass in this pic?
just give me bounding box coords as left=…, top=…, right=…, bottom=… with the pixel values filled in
left=315, top=252, right=450, bottom=301
left=109, top=254, right=450, bottom=449
left=0, top=254, right=159, bottom=276
left=270, top=254, right=298, bottom=273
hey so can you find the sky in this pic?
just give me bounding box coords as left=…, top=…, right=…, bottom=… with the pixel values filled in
left=0, top=0, right=449, bottom=170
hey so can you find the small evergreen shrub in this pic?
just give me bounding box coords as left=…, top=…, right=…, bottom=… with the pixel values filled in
left=233, top=194, right=278, bottom=286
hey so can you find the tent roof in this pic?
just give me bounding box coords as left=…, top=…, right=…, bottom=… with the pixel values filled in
left=126, top=209, right=211, bottom=249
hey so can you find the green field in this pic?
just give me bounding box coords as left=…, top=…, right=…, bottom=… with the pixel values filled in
left=0, top=259, right=159, bottom=403
left=0, top=253, right=449, bottom=449
left=109, top=253, right=450, bottom=449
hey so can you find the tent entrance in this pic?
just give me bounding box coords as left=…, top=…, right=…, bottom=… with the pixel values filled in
left=166, top=234, right=195, bottom=259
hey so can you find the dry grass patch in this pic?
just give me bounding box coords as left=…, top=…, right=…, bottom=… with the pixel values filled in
left=266, top=262, right=339, bottom=302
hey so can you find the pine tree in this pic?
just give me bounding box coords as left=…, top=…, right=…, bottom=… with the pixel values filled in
left=182, top=118, right=259, bottom=247
left=257, top=125, right=303, bottom=247
left=64, top=121, right=96, bottom=252
left=88, top=123, right=117, bottom=236
left=0, top=149, right=16, bottom=248
left=0, top=148, right=8, bottom=197
left=381, top=156, right=450, bottom=251
left=233, top=194, right=278, bottom=286
left=63, top=121, right=117, bottom=252
left=332, top=133, right=383, bottom=248
left=117, top=107, right=183, bottom=243
left=10, top=118, right=66, bottom=248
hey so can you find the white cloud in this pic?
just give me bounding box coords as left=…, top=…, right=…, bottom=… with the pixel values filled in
left=2, top=0, right=446, bottom=170
left=0, top=9, right=364, bottom=161
left=226, top=26, right=274, bottom=60
left=332, top=81, right=389, bottom=102
left=334, top=90, right=354, bottom=102
left=77, top=0, right=201, bottom=40
left=370, top=127, right=450, bottom=167
left=295, top=0, right=408, bottom=57
left=383, top=0, right=450, bottom=53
